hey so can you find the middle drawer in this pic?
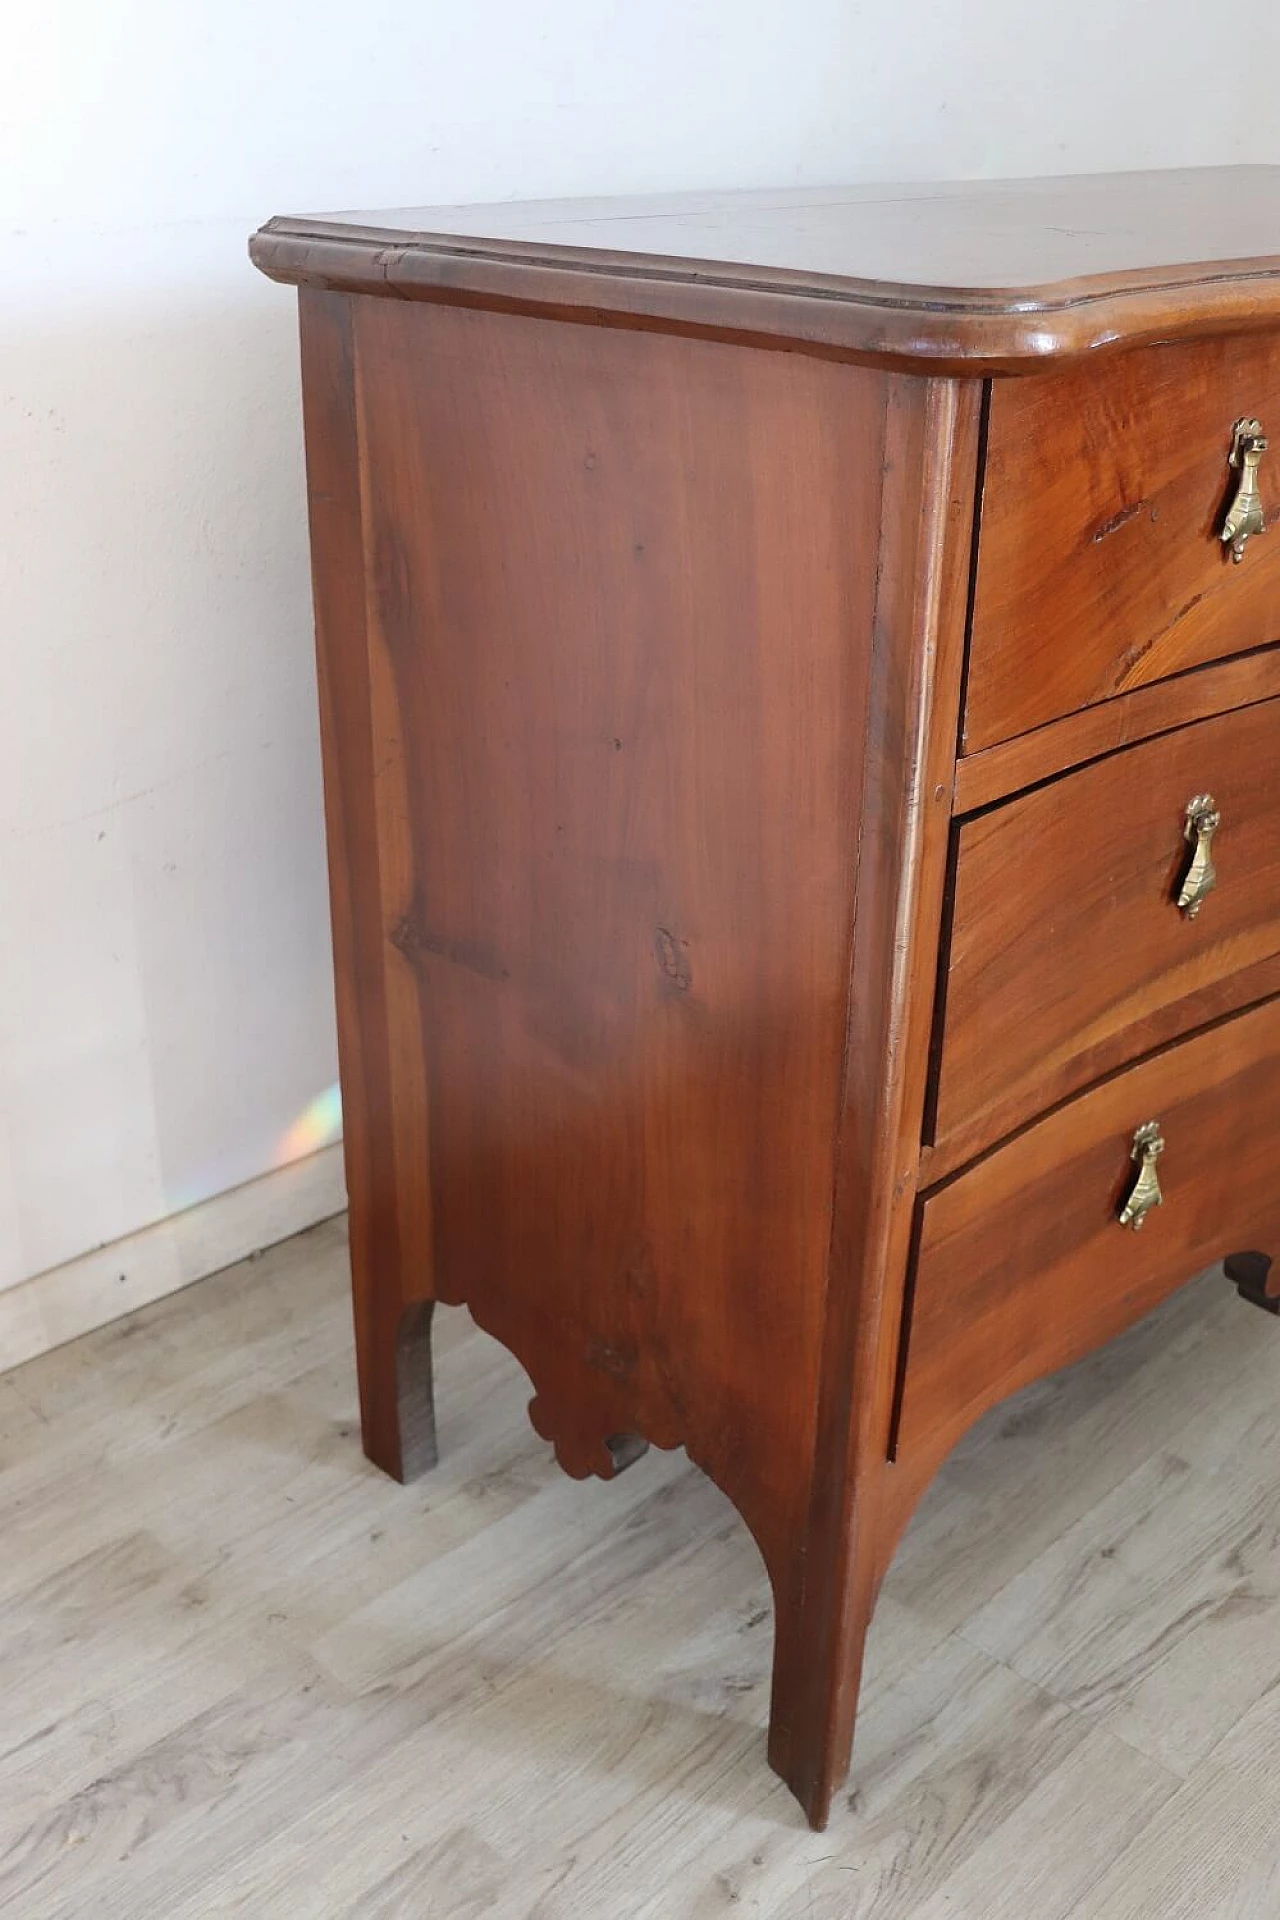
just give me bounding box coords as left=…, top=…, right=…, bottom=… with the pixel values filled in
left=932, top=694, right=1280, bottom=1171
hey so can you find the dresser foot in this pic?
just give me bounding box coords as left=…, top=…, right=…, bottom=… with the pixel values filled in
left=765, top=1550, right=876, bottom=1831
left=603, top=1433, right=650, bottom=1473
left=1226, top=1251, right=1279, bottom=1314
left=355, top=1297, right=438, bottom=1483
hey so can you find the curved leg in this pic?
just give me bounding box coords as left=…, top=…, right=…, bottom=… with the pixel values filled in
left=355, top=1295, right=438, bottom=1483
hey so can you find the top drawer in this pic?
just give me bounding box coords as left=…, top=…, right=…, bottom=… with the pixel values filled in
left=965, top=333, right=1280, bottom=754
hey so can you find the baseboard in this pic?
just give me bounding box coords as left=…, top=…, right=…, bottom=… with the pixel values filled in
left=0, top=1143, right=348, bottom=1374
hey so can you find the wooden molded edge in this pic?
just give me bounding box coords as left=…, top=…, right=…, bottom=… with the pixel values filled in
left=251, top=221, right=1280, bottom=374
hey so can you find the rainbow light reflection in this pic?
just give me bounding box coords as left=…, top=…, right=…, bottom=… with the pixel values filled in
left=274, top=1080, right=343, bottom=1166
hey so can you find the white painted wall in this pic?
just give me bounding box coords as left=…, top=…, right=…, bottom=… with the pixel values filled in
left=5, top=1, right=1280, bottom=1322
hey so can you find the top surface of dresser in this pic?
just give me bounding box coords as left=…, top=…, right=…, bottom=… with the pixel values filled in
left=251, top=167, right=1280, bottom=371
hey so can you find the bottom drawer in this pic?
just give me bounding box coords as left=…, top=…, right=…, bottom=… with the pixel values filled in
left=895, top=996, right=1280, bottom=1469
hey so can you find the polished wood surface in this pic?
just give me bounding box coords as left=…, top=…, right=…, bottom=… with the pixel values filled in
left=967, top=333, right=1280, bottom=751
left=951, top=641, right=1280, bottom=813
left=770, top=379, right=981, bottom=1826
left=934, top=697, right=1280, bottom=1170
left=258, top=169, right=1280, bottom=1831
left=298, top=287, right=983, bottom=1826
left=251, top=169, right=1280, bottom=372
left=300, top=292, right=438, bottom=1484
left=899, top=995, right=1280, bottom=1492
left=333, top=290, right=893, bottom=1576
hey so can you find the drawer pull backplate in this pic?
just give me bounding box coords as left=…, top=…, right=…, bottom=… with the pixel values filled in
left=1177, top=792, right=1220, bottom=920
left=1222, top=417, right=1268, bottom=563
left=1119, top=1121, right=1166, bottom=1230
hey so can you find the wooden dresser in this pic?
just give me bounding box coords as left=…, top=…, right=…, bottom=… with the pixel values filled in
left=251, top=169, right=1280, bottom=1828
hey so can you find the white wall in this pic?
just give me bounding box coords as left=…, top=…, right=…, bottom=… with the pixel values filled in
left=5, top=1, right=1280, bottom=1326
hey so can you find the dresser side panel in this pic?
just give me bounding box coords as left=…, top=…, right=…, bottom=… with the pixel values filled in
left=332, top=294, right=895, bottom=1578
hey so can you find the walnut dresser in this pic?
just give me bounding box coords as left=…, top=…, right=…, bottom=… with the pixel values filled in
left=251, top=169, right=1280, bottom=1828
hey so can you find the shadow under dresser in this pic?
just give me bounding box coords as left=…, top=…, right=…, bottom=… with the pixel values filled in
left=251, top=168, right=1280, bottom=1828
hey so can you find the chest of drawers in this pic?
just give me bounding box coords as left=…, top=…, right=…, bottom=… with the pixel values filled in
left=252, top=169, right=1280, bottom=1828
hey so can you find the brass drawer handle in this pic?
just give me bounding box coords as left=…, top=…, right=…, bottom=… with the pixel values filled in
left=1222, top=417, right=1268, bottom=563
left=1119, top=1121, right=1165, bottom=1230
left=1177, top=793, right=1220, bottom=920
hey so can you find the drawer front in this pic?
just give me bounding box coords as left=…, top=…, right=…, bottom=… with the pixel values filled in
left=966, top=332, right=1280, bottom=754
left=898, top=995, right=1280, bottom=1468
left=934, top=695, right=1280, bottom=1168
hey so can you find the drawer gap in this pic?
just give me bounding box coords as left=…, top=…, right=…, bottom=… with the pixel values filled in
left=886, top=1196, right=927, bottom=1464
left=951, top=377, right=993, bottom=764
left=919, top=821, right=962, bottom=1150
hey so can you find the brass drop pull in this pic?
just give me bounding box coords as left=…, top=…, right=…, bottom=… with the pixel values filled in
left=1177, top=793, right=1220, bottom=920
left=1119, top=1121, right=1165, bottom=1231
left=1222, top=417, right=1268, bottom=563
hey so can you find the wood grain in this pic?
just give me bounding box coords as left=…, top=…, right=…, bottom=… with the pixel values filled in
left=299, top=292, right=437, bottom=1484
left=962, top=1387, right=1280, bottom=1780
left=966, top=332, right=1280, bottom=751
left=951, top=642, right=1280, bottom=814
left=266, top=185, right=1280, bottom=1836
left=1080, top=1683, right=1280, bottom=1920
left=898, top=994, right=1280, bottom=1491
left=769, top=377, right=982, bottom=1827
left=298, top=276, right=991, bottom=1827
left=299, top=289, right=983, bottom=1825
left=12, top=1233, right=1280, bottom=1915
left=338, top=291, right=890, bottom=1572
left=251, top=168, right=1280, bottom=373
left=933, top=695, right=1280, bottom=1171
left=886, top=1249, right=1264, bottom=1638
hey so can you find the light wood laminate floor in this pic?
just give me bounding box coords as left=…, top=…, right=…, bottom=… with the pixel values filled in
left=4, top=1218, right=1280, bottom=1916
